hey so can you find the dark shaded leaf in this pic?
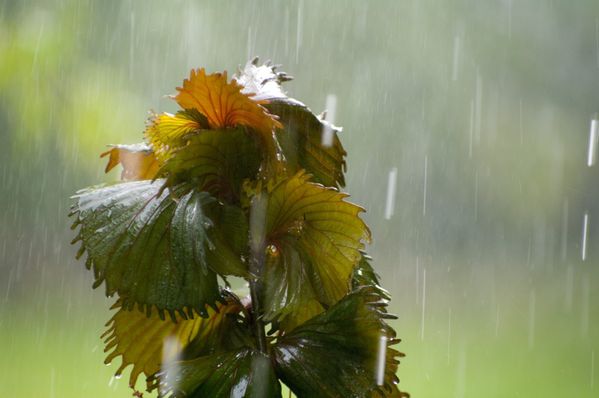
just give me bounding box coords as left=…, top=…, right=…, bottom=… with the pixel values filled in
left=272, top=288, right=408, bottom=398
left=235, top=60, right=347, bottom=188
left=70, top=180, right=244, bottom=316
left=352, top=252, right=392, bottom=301
left=156, top=348, right=281, bottom=398
left=158, top=127, right=261, bottom=203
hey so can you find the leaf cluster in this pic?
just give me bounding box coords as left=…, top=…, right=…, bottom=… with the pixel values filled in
left=70, top=59, right=408, bottom=397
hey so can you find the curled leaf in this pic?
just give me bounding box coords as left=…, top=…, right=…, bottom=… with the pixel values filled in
left=101, top=143, right=160, bottom=181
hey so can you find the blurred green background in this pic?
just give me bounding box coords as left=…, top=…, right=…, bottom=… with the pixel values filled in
left=1, top=0, right=599, bottom=396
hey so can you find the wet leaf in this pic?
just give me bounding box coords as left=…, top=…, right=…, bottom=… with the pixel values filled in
left=261, top=171, right=370, bottom=329
left=175, top=68, right=281, bottom=135
left=156, top=348, right=281, bottom=398
left=352, top=252, right=392, bottom=302
left=236, top=61, right=347, bottom=188
left=101, top=143, right=160, bottom=181
left=103, top=298, right=242, bottom=389
left=272, top=288, right=407, bottom=398
left=159, top=127, right=261, bottom=202
left=144, top=110, right=205, bottom=162
left=70, top=180, right=244, bottom=315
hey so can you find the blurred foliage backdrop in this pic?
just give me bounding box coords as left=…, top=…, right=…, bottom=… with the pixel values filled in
left=1, top=0, right=599, bottom=397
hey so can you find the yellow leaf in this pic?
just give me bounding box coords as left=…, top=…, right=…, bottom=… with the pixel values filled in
left=144, top=111, right=202, bottom=162
left=100, top=144, right=160, bottom=181
left=175, top=68, right=282, bottom=135
left=102, top=300, right=241, bottom=389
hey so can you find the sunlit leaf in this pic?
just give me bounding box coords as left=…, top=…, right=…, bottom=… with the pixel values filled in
left=156, top=348, right=281, bottom=398
left=144, top=110, right=205, bottom=162
left=70, top=180, right=244, bottom=315
left=102, top=298, right=242, bottom=389
left=260, top=171, right=370, bottom=329
left=101, top=143, right=160, bottom=181
left=236, top=60, right=347, bottom=188
left=272, top=287, right=408, bottom=398
left=175, top=68, right=282, bottom=135
left=159, top=127, right=261, bottom=202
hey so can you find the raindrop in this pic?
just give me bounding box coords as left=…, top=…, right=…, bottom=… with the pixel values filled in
left=474, top=70, right=483, bottom=144
left=321, top=94, right=337, bottom=147
left=375, top=332, right=387, bottom=385
left=587, top=119, right=598, bottom=167
left=581, top=212, right=589, bottom=261
left=161, top=336, right=182, bottom=394
left=422, top=156, right=428, bottom=217
left=592, top=350, right=596, bottom=390
left=560, top=199, right=569, bottom=261
left=451, top=34, right=461, bottom=81
left=420, top=267, right=426, bottom=340
left=447, top=307, right=452, bottom=364
left=384, top=167, right=397, bottom=220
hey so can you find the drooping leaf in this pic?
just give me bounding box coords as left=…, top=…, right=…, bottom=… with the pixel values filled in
left=260, top=171, right=370, bottom=329
left=236, top=60, right=347, bottom=188
left=144, top=110, right=205, bottom=162
left=175, top=68, right=282, bottom=135
left=103, top=297, right=242, bottom=389
left=272, top=287, right=408, bottom=398
left=156, top=348, right=281, bottom=398
left=70, top=180, right=245, bottom=316
left=101, top=143, right=160, bottom=181
left=158, top=127, right=261, bottom=202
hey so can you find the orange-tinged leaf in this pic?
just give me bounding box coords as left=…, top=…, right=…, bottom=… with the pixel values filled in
left=100, top=144, right=160, bottom=181
left=144, top=111, right=202, bottom=161
left=103, top=299, right=242, bottom=389
left=175, top=68, right=282, bottom=134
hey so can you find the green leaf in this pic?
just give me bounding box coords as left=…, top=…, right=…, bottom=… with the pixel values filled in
left=156, top=348, right=281, bottom=398
left=352, top=252, right=392, bottom=301
left=102, top=297, right=243, bottom=389
left=158, top=127, right=262, bottom=202
left=272, top=288, right=407, bottom=398
left=260, top=171, right=370, bottom=329
left=235, top=60, right=347, bottom=188
left=70, top=180, right=246, bottom=316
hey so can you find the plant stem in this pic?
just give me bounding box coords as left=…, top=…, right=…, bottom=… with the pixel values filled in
left=249, top=272, right=268, bottom=354
left=249, top=194, right=268, bottom=354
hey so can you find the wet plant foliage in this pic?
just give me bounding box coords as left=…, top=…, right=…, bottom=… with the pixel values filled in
left=70, top=59, right=408, bottom=398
